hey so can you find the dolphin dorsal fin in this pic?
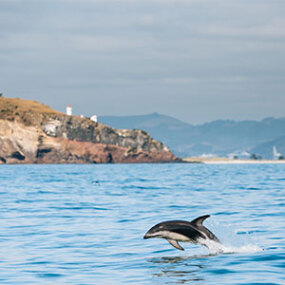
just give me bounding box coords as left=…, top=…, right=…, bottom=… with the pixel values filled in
left=190, top=215, right=210, bottom=226
left=167, top=239, right=184, bottom=251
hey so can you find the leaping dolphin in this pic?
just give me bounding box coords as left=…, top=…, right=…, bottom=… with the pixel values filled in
left=144, top=215, right=220, bottom=251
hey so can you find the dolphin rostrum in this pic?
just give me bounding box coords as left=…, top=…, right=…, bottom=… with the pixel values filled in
left=143, top=215, right=220, bottom=251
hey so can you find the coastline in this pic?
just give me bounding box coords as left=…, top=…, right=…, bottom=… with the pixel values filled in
left=183, top=157, right=285, bottom=164
left=0, top=97, right=179, bottom=164
left=203, top=160, right=285, bottom=164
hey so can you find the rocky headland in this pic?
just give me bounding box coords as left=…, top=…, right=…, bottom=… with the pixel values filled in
left=0, top=97, right=180, bottom=164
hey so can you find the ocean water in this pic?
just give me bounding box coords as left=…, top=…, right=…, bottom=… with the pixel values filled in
left=0, top=163, right=284, bottom=285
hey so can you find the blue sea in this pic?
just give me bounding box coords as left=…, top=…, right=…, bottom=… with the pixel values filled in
left=0, top=163, right=284, bottom=284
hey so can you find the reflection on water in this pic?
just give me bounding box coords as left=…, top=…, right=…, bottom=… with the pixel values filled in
left=148, top=254, right=215, bottom=283
left=148, top=253, right=216, bottom=264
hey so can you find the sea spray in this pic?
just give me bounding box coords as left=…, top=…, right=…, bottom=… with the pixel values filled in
left=201, top=238, right=262, bottom=254
left=203, top=219, right=263, bottom=254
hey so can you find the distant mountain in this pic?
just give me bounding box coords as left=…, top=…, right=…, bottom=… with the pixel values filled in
left=99, top=113, right=285, bottom=158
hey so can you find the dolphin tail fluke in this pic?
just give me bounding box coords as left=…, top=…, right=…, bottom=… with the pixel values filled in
left=167, top=239, right=184, bottom=251
left=190, top=215, right=210, bottom=226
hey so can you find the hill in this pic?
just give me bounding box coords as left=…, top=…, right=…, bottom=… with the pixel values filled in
left=0, top=98, right=179, bottom=164
left=100, top=113, right=285, bottom=158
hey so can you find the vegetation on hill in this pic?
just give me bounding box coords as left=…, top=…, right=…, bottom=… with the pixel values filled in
left=0, top=97, right=60, bottom=126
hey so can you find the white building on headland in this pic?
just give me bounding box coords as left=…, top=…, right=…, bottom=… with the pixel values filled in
left=66, top=104, right=72, bottom=116
left=90, top=115, right=98, bottom=123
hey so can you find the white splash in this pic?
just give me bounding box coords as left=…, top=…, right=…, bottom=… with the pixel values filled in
left=203, top=239, right=263, bottom=254
left=200, top=219, right=264, bottom=255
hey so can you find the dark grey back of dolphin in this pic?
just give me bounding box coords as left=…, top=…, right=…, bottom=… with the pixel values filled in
left=144, top=215, right=220, bottom=250
left=146, top=220, right=204, bottom=241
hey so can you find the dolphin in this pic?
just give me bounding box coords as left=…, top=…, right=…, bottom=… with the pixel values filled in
left=143, top=215, right=220, bottom=251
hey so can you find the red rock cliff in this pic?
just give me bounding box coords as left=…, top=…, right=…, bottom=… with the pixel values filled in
left=0, top=97, right=180, bottom=164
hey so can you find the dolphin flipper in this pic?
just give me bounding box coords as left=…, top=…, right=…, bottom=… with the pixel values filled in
left=167, top=239, right=184, bottom=251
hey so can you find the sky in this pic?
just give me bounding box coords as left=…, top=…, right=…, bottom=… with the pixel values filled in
left=0, top=0, right=285, bottom=124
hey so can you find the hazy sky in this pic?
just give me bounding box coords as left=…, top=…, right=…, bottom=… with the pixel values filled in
left=1, top=0, right=285, bottom=124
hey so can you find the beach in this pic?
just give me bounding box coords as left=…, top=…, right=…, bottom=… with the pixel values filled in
left=183, top=157, right=285, bottom=164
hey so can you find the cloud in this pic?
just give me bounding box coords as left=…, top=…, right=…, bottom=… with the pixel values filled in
left=164, top=76, right=248, bottom=84
left=201, top=18, right=285, bottom=38
left=0, top=0, right=285, bottom=123
left=67, top=35, right=146, bottom=52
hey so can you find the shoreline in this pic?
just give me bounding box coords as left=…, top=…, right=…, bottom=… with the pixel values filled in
left=203, top=160, right=285, bottom=164
left=183, top=157, right=285, bottom=164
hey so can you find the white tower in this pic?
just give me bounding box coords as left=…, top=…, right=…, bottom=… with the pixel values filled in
left=90, top=115, right=98, bottom=123
left=66, top=104, right=72, bottom=116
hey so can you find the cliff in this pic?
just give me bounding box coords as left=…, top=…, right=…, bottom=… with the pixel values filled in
left=0, top=97, right=179, bottom=164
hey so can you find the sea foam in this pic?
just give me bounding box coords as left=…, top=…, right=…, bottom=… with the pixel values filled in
left=203, top=239, right=263, bottom=254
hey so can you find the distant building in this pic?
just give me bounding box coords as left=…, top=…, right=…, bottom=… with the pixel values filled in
left=240, top=151, right=251, bottom=157
left=66, top=104, right=72, bottom=116
left=228, top=151, right=251, bottom=160
left=90, top=115, right=98, bottom=123
left=200, top=153, right=215, bottom=159
left=273, top=146, right=283, bottom=160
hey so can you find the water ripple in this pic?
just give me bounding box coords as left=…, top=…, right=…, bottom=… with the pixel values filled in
left=0, top=163, right=284, bottom=284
